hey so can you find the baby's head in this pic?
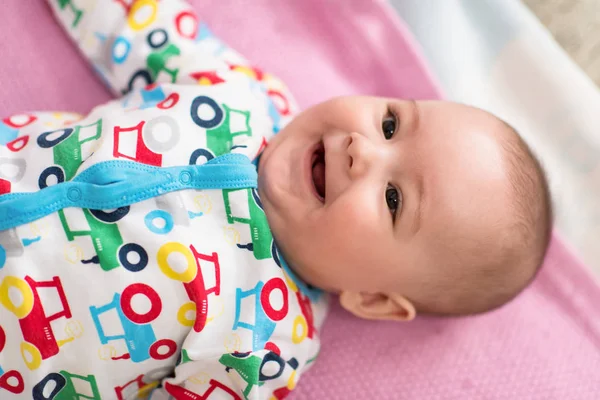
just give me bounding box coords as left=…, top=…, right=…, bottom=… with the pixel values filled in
left=258, top=96, right=552, bottom=320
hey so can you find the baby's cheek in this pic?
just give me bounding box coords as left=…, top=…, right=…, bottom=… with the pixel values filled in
left=327, top=200, right=383, bottom=256
left=333, top=191, right=381, bottom=231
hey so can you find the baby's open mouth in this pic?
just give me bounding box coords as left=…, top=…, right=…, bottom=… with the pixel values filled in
left=311, top=141, right=326, bottom=201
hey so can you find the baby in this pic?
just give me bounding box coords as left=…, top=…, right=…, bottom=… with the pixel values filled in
left=0, top=0, right=551, bottom=399
left=261, top=96, right=553, bottom=318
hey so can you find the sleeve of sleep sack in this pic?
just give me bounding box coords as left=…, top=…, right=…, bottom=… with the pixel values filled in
left=44, top=0, right=298, bottom=125
left=148, top=349, right=300, bottom=400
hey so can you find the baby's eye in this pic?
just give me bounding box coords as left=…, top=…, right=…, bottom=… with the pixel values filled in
left=385, top=184, right=402, bottom=220
left=382, top=112, right=397, bottom=140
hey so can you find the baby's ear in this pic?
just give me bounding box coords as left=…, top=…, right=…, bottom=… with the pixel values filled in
left=339, top=291, right=416, bottom=321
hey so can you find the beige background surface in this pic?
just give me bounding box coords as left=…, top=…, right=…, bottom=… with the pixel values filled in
left=524, top=0, right=600, bottom=87
left=523, top=0, right=600, bottom=274
left=390, top=0, right=600, bottom=275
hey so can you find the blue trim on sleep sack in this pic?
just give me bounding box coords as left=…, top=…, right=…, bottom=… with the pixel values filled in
left=0, top=153, right=257, bottom=231
left=280, top=256, right=323, bottom=302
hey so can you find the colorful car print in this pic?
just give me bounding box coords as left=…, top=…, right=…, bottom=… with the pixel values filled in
left=113, top=120, right=162, bottom=167
left=37, top=119, right=103, bottom=188
left=223, top=188, right=273, bottom=260
left=190, top=95, right=253, bottom=157
left=155, top=191, right=190, bottom=227
left=55, top=0, right=84, bottom=28
left=114, top=374, right=159, bottom=400
left=219, top=350, right=298, bottom=399
left=89, top=283, right=177, bottom=363
left=146, top=28, right=181, bottom=82
left=0, top=275, right=77, bottom=370
left=164, top=380, right=241, bottom=400
left=233, top=278, right=289, bottom=351
left=0, top=368, right=24, bottom=396
left=113, top=115, right=181, bottom=166
left=58, top=207, right=148, bottom=272
left=0, top=325, right=25, bottom=395
left=33, top=371, right=100, bottom=400
left=157, top=242, right=221, bottom=333
left=0, top=113, right=37, bottom=145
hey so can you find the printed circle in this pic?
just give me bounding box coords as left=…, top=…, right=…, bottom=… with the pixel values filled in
left=190, top=96, right=223, bottom=129
left=112, top=36, right=131, bottom=64
left=224, top=333, right=241, bottom=353
left=128, top=0, right=157, bottom=31
left=188, top=148, right=214, bottom=165
left=261, top=278, right=288, bottom=321
left=143, top=115, right=180, bottom=153
left=98, top=345, right=117, bottom=360
left=259, top=352, right=285, bottom=381
left=38, top=166, right=65, bottom=189
left=0, top=324, right=5, bottom=352
left=175, top=10, right=198, bottom=39
left=157, top=92, right=180, bottom=110
left=177, top=302, right=196, bottom=327
left=65, top=320, right=84, bottom=338
left=118, top=243, right=149, bottom=272
left=4, top=114, right=37, bottom=128
left=0, top=276, right=34, bottom=318
left=193, top=194, right=212, bottom=214
left=268, top=89, right=291, bottom=115
left=20, top=341, right=42, bottom=370
left=6, top=135, right=29, bottom=152
left=32, top=373, right=66, bottom=399
left=144, top=210, right=174, bottom=234
left=147, top=28, right=168, bottom=49
left=292, top=315, right=308, bottom=344
left=90, top=206, right=131, bottom=223
left=30, top=221, right=48, bottom=236
left=37, top=128, right=73, bottom=148
left=157, top=242, right=197, bottom=282
left=125, top=69, right=153, bottom=94
left=0, top=370, right=25, bottom=394
left=150, top=339, right=177, bottom=360
left=64, top=243, right=83, bottom=264
left=223, top=227, right=240, bottom=245
left=121, top=283, right=162, bottom=324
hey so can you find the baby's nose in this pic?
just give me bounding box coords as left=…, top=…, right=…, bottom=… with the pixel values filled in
left=347, top=132, right=375, bottom=179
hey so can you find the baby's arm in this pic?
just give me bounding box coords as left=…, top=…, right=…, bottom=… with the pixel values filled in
left=151, top=350, right=298, bottom=400
left=46, top=0, right=247, bottom=94
left=46, top=0, right=296, bottom=120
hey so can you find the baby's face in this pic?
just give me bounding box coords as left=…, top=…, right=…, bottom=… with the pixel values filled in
left=258, top=96, right=511, bottom=299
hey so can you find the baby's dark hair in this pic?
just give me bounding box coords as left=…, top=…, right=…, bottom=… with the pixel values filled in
left=419, top=122, right=553, bottom=316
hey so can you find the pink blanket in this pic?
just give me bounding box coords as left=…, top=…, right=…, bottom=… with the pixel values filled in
left=1, top=1, right=599, bottom=398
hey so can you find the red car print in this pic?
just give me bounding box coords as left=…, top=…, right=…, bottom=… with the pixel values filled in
left=165, top=380, right=241, bottom=400
left=157, top=243, right=221, bottom=333
left=0, top=275, right=76, bottom=370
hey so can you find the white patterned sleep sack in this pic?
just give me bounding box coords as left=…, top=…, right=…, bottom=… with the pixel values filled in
left=0, top=1, right=328, bottom=399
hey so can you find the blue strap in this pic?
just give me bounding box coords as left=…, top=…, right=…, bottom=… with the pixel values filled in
left=0, top=153, right=257, bottom=231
